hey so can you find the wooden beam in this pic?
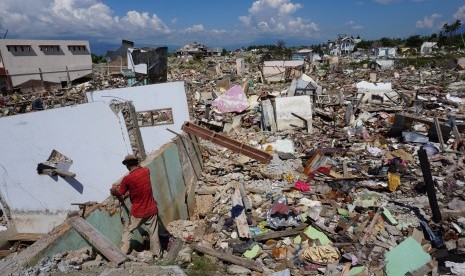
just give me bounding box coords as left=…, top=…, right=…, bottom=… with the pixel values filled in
left=0, top=250, right=11, bottom=258
left=162, top=238, right=183, bottom=264
left=252, top=223, right=307, bottom=242
left=69, top=217, right=128, bottom=266
left=7, top=233, right=44, bottom=243
left=433, top=117, right=445, bottom=152
left=452, top=123, right=462, bottom=151
left=191, top=244, right=263, bottom=272
left=239, top=182, right=252, bottom=214
left=232, top=184, right=251, bottom=238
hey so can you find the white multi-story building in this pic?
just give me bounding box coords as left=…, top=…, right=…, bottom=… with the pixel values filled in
left=0, top=39, right=92, bottom=93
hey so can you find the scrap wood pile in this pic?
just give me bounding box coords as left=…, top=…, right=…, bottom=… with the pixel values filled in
left=165, top=53, right=465, bottom=275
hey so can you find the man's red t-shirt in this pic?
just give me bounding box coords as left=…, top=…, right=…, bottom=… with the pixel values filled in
left=118, top=167, right=158, bottom=218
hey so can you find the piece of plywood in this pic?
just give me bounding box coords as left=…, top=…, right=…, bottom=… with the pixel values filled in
left=69, top=216, right=128, bottom=266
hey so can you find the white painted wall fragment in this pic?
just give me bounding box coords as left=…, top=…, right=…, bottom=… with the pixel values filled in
left=275, top=95, right=312, bottom=133
left=0, top=102, right=132, bottom=232
left=87, top=81, right=190, bottom=154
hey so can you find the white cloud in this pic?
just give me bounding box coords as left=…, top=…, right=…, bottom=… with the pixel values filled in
left=211, top=29, right=227, bottom=36
left=454, top=5, right=465, bottom=21
left=279, top=2, right=301, bottom=15
left=238, top=0, right=319, bottom=37
left=184, top=24, right=204, bottom=34
left=416, top=13, right=442, bottom=29
left=171, top=17, right=178, bottom=24
left=345, top=20, right=364, bottom=30
left=0, top=0, right=170, bottom=43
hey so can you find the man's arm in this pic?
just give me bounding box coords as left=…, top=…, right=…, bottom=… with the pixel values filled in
left=110, top=184, right=120, bottom=196
left=110, top=178, right=128, bottom=197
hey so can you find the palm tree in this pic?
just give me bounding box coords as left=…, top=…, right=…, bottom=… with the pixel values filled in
left=443, top=23, right=452, bottom=37
left=450, top=20, right=462, bottom=36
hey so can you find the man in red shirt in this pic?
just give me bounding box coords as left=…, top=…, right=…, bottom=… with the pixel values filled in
left=110, top=154, right=161, bottom=256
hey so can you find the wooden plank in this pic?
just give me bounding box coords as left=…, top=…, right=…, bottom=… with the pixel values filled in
left=433, top=117, right=445, bottom=152
left=69, top=216, right=128, bottom=266
left=191, top=244, right=263, bottom=272
left=239, top=182, right=252, bottom=214
left=231, top=184, right=251, bottom=238
left=452, top=123, right=461, bottom=151
left=252, top=223, right=307, bottom=242
left=162, top=238, right=183, bottom=264
left=0, top=250, right=11, bottom=258
left=8, top=233, right=45, bottom=243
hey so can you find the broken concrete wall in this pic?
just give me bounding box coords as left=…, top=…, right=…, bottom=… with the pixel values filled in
left=275, top=95, right=313, bottom=132
left=129, top=47, right=168, bottom=84
left=0, top=102, right=132, bottom=235
left=356, top=81, right=398, bottom=103
left=86, top=81, right=190, bottom=154
left=0, top=135, right=201, bottom=273
left=262, top=60, right=304, bottom=83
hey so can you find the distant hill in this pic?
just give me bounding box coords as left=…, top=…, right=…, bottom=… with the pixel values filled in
left=89, top=40, right=181, bottom=56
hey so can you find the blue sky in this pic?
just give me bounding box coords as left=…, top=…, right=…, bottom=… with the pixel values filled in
left=1, top=0, right=465, bottom=51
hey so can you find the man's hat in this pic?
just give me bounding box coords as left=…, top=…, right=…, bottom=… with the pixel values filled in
left=122, top=154, right=138, bottom=165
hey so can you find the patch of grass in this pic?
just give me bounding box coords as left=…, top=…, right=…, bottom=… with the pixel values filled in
left=150, top=258, right=177, bottom=266
left=186, top=254, right=218, bottom=276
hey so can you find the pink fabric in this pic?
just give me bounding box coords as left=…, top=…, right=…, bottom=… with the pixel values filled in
left=294, top=180, right=310, bottom=191
left=212, top=85, right=249, bottom=113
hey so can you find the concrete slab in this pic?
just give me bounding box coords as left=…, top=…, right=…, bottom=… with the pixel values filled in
left=275, top=96, right=312, bottom=132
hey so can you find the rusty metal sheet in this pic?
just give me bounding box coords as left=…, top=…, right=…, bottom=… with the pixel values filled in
left=182, top=122, right=272, bottom=164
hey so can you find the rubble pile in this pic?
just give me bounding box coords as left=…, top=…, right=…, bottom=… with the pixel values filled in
left=4, top=51, right=465, bottom=275
left=14, top=247, right=187, bottom=276
left=0, top=73, right=127, bottom=118
left=165, top=53, right=465, bottom=275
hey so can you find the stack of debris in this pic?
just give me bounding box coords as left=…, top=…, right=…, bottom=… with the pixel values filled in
left=0, top=73, right=127, bottom=118
left=3, top=50, right=465, bottom=275
left=162, top=52, right=465, bottom=275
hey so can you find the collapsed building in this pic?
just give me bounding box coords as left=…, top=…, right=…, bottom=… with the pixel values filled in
left=0, top=40, right=465, bottom=276
left=104, top=39, right=168, bottom=84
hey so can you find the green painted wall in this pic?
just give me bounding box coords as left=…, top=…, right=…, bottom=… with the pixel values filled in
left=27, top=141, right=194, bottom=265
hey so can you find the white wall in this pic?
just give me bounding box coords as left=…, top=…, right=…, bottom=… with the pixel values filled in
left=275, top=95, right=312, bottom=132
left=86, top=81, right=190, bottom=154
left=0, top=102, right=132, bottom=216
